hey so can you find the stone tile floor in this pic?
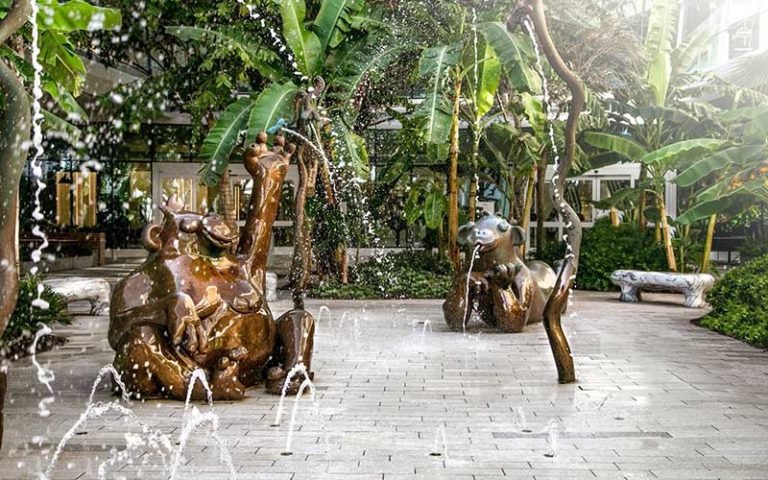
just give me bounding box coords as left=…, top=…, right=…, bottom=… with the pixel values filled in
left=1, top=266, right=767, bottom=479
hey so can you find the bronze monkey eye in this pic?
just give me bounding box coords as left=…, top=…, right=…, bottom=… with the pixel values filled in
left=179, top=217, right=201, bottom=233
left=498, top=221, right=510, bottom=232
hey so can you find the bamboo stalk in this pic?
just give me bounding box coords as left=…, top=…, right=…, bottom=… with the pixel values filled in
left=519, top=168, right=536, bottom=257
left=701, top=214, right=716, bottom=273
left=447, top=69, right=462, bottom=268
left=658, top=198, right=677, bottom=272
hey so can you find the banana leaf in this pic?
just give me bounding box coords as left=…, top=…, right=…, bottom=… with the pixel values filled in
left=245, top=82, right=298, bottom=145
left=479, top=22, right=539, bottom=93
left=417, top=43, right=461, bottom=145
left=277, top=0, right=322, bottom=76
left=676, top=144, right=764, bottom=187
left=200, top=96, right=255, bottom=187
left=583, top=131, right=648, bottom=162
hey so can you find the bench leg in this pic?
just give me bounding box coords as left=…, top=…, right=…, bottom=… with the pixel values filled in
left=683, top=289, right=706, bottom=308
left=618, top=285, right=641, bottom=303
left=90, top=298, right=109, bottom=316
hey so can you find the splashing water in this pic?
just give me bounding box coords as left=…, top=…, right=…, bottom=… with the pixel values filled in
left=169, top=370, right=236, bottom=480
left=282, top=376, right=318, bottom=455
left=317, top=305, right=332, bottom=328
left=544, top=420, right=560, bottom=458
left=517, top=406, right=532, bottom=433
left=44, top=365, right=137, bottom=479
left=29, top=325, right=55, bottom=416
left=88, top=364, right=130, bottom=404
left=43, top=401, right=138, bottom=479
left=185, top=368, right=214, bottom=409
left=421, top=319, right=433, bottom=336
left=272, top=363, right=309, bottom=427
left=463, top=245, right=482, bottom=334
left=168, top=408, right=237, bottom=480
left=28, top=0, right=48, bottom=295
left=430, top=425, right=448, bottom=458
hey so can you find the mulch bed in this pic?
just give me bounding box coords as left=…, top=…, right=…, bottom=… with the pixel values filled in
left=0, top=334, right=68, bottom=362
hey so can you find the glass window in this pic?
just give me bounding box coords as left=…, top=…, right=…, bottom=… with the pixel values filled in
left=55, top=171, right=98, bottom=227
left=161, top=177, right=194, bottom=210
left=729, top=15, right=759, bottom=59
left=127, top=163, right=152, bottom=228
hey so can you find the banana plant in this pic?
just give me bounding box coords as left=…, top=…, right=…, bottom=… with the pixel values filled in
left=412, top=1, right=539, bottom=266
left=582, top=0, right=725, bottom=272
left=170, top=0, right=393, bottom=187
left=676, top=106, right=768, bottom=223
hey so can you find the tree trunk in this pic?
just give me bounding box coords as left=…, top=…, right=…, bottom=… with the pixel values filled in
left=468, top=134, right=480, bottom=222
left=535, top=158, right=546, bottom=255
left=447, top=70, right=462, bottom=268
left=700, top=214, right=716, bottom=274
left=609, top=207, right=620, bottom=227
left=658, top=197, right=677, bottom=272
left=0, top=0, right=34, bottom=450
left=519, top=168, right=536, bottom=257
left=527, top=0, right=585, bottom=384
left=218, top=169, right=236, bottom=223
left=637, top=165, right=647, bottom=230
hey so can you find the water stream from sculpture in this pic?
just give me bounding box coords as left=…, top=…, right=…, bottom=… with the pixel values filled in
left=28, top=0, right=49, bottom=308
left=463, top=244, right=482, bottom=333
left=29, top=326, right=55, bottom=418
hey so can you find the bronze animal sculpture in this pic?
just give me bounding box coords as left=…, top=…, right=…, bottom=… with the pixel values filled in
left=109, top=133, right=315, bottom=401
left=443, top=214, right=556, bottom=333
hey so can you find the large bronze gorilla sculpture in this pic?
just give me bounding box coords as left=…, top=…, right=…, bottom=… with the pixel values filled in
left=109, top=133, right=315, bottom=401
left=443, top=214, right=557, bottom=333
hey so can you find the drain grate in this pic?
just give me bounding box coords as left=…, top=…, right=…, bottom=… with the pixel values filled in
left=492, top=431, right=672, bottom=439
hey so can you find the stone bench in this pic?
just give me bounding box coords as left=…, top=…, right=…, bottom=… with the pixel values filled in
left=43, top=277, right=111, bottom=315
left=610, top=270, right=715, bottom=308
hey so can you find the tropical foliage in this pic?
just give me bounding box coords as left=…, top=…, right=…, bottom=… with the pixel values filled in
left=700, top=253, right=768, bottom=348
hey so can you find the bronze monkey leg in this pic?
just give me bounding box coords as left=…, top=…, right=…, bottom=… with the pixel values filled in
left=442, top=272, right=475, bottom=331
left=266, top=310, right=315, bottom=395
left=0, top=370, right=6, bottom=450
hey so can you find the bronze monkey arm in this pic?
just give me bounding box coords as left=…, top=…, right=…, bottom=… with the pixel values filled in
left=108, top=292, right=209, bottom=356
left=236, top=133, right=295, bottom=276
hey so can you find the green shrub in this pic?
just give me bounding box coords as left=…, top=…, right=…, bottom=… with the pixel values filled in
left=310, top=250, right=454, bottom=299
left=699, top=254, right=768, bottom=348
left=536, top=218, right=668, bottom=291
left=1, top=275, right=73, bottom=352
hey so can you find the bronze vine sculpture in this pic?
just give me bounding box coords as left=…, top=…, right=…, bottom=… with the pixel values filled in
left=109, top=133, right=315, bottom=401
left=443, top=214, right=556, bottom=333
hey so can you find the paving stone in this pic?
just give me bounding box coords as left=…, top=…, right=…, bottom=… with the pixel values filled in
left=0, top=268, right=766, bottom=479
